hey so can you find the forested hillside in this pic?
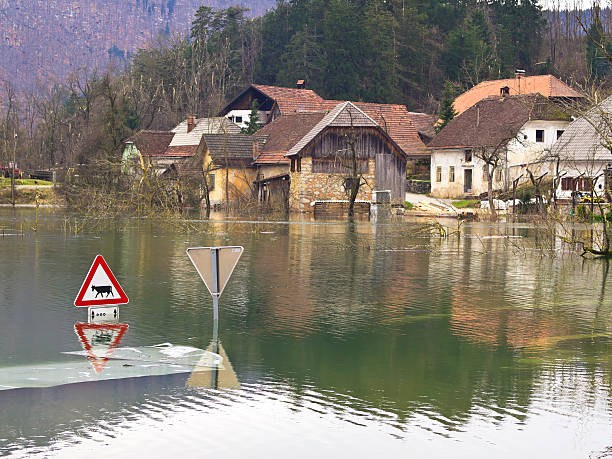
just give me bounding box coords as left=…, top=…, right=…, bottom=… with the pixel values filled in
left=0, top=1, right=610, bottom=171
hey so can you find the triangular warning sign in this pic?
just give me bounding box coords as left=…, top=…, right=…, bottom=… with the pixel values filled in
left=74, top=255, right=129, bottom=307
left=187, top=246, right=243, bottom=297
left=73, top=322, right=129, bottom=374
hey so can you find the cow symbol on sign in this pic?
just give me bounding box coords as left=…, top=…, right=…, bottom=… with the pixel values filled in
left=91, top=285, right=114, bottom=298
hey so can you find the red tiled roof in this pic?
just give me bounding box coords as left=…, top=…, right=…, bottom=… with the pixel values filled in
left=453, top=75, right=583, bottom=115
left=254, top=112, right=327, bottom=165
left=253, top=84, right=324, bottom=114
left=231, top=84, right=433, bottom=157
left=353, top=102, right=428, bottom=156
left=128, top=130, right=174, bottom=157
left=163, top=145, right=199, bottom=157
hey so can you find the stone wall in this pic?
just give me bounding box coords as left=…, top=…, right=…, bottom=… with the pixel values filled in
left=289, top=157, right=376, bottom=212
left=406, top=179, right=430, bottom=194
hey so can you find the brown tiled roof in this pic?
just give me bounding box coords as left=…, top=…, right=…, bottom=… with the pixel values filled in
left=203, top=134, right=268, bottom=163
left=407, top=112, right=436, bottom=139
left=453, top=75, right=583, bottom=115
left=253, top=84, right=324, bottom=114
left=429, top=94, right=570, bottom=150
left=128, top=130, right=174, bottom=157
left=164, top=145, right=199, bottom=157
left=254, top=112, right=327, bottom=165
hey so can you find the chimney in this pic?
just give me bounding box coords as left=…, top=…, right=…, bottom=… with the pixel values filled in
left=296, top=79, right=306, bottom=89
left=253, top=139, right=259, bottom=160
left=187, top=115, right=196, bottom=133
left=515, top=69, right=525, bottom=94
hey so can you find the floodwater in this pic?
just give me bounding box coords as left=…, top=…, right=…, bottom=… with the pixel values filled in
left=0, top=209, right=611, bottom=458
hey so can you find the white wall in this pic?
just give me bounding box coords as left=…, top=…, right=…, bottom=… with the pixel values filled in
left=430, top=149, right=506, bottom=198
left=225, top=110, right=270, bottom=129
left=507, top=120, right=569, bottom=169
left=431, top=120, right=570, bottom=199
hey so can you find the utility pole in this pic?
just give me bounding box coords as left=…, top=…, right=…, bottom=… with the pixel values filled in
left=11, top=130, right=16, bottom=207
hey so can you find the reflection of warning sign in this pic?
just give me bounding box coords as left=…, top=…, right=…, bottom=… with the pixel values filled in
left=74, top=322, right=129, bottom=373
left=74, top=255, right=129, bottom=307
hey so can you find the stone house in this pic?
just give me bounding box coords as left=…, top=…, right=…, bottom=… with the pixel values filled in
left=285, top=102, right=409, bottom=212
left=429, top=95, right=570, bottom=198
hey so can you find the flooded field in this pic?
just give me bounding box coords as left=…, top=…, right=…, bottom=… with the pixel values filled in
left=1, top=209, right=611, bottom=458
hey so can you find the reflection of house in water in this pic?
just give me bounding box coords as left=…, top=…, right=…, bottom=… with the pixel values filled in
left=426, top=227, right=612, bottom=348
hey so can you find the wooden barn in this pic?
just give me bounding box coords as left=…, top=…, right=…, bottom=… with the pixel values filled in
left=284, top=102, right=409, bottom=212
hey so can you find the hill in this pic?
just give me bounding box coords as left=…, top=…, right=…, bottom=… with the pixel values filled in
left=0, top=0, right=273, bottom=92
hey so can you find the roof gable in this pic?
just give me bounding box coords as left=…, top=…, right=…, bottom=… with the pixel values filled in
left=551, top=95, right=612, bottom=161
left=285, top=102, right=408, bottom=159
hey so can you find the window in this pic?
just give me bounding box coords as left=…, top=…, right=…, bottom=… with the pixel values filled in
left=297, top=157, right=302, bottom=172
left=535, top=129, right=544, bottom=142
left=495, top=167, right=503, bottom=182
left=290, top=158, right=295, bottom=172
left=235, top=116, right=243, bottom=123
left=562, top=177, right=592, bottom=191
left=449, top=166, right=455, bottom=182
left=436, top=166, right=442, bottom=182
left=557, top=130, right=564, bottom=140
left=208, top=173, right=215, bottom=190
left=464, top=149, right=472, bottom=162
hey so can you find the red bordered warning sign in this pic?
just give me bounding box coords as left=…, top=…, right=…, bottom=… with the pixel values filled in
left=74, top=322, right=129, bottom=373
left=74, top=255, right=129, bottom=307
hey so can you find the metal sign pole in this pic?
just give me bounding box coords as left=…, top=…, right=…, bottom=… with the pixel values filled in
left=211, top=248, right=220, bottom=355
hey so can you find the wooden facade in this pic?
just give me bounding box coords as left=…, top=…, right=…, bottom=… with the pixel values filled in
left=301, top=127, right=407, bottom=202
left=288, top=125, right=408, bottom=211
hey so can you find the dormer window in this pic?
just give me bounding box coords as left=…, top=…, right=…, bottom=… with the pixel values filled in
left=500, top=86, right=510, bottom=97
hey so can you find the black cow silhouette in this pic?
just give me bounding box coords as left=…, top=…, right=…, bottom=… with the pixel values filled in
left=91, top=285, right=113, bottom=298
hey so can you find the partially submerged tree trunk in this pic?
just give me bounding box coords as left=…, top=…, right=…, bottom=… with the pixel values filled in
left=484, top=163, right=497, bottom=220
left=347, top=135, right=360, bottom=217
left=527, top=168, right=548, bottom=216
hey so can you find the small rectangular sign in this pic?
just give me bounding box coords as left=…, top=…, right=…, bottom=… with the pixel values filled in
left=88, top=306, right=119, bottom=324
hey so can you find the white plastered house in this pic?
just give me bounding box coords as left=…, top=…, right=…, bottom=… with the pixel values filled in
left=429, top=95, right=570, bottom=198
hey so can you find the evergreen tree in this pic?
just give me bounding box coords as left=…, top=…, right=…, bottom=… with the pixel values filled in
left=436, top=81, right=458, bottom=133
left=242, top=100, right=261, bottom=134
left=586, top=8, right=611, bottom=80
left=321, top=0, right=364, bottom=100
